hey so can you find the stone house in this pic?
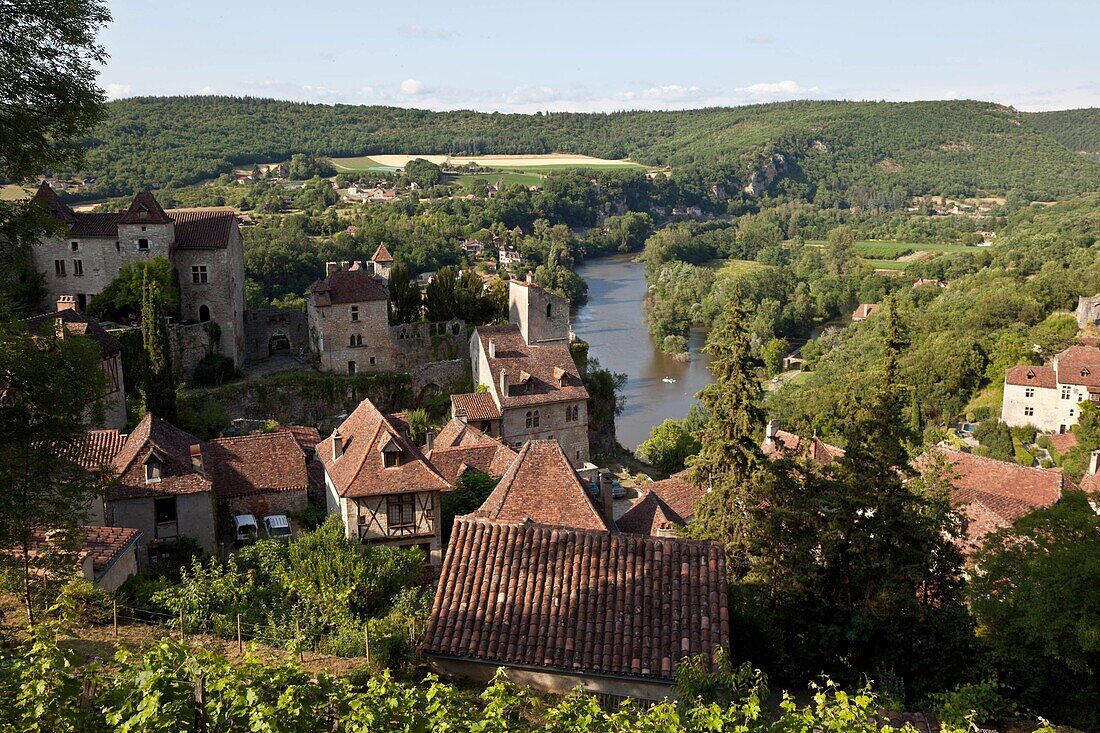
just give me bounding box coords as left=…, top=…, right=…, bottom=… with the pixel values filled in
left=616, top=470, right=705, bottom=536
left=103, top=414, right=217, bottom=559
left=453, top=279, right=590, bottom=467
left=204, top=431, right=310, bottom=519
left=761, top=420, right=846, bottom=465
left=851, top=303, right=878, bottom=321
left=18, top=526, right=140, bottom=593
left=22, top=304, right=126, bottom=430
left=307, top=260, right=391, bottom=374
left=29, top=183, right=247, bottom=368
left=421, top=418, right=517, bottom=485
left=316, top=397, right=451, bottom=565
left=1001, top=345, right=1100, bottom=433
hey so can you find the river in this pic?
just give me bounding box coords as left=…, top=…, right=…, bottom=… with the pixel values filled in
left=572, top=254, right=714, bottom=452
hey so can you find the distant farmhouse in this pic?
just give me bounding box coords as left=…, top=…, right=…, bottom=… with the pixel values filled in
left=1001, top=345, right=1100, bottom=433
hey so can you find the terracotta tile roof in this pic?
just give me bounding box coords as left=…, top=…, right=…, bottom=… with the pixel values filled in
left=1005, top=364, right=1056, bottom=389
left=468, top=440, right=610, bottom=531
left=762, top=429, right=845, bottom=465
left=282, top=425, right=322, bottom=453
left=1048, top=431, right=1078, bottom=453
left=426, top=420, right=518, bottom=484
left=309, top=267, right=389, bottom=306
left=21, top=310, right=122, bottom=356
left=120, top=191, right=171, bottom=224
left=1054, top=345, right=1100, bottom=388
left=476, top=325, right=588, bottom=408
left=371, top=242, right=394, bottom=263
left=616, top=490, right=685, bottom=535
left=32, top=181, right=76, bottom=223
left=424, top=518, right=730, bottom=681
left=451, top=392, right=500, bottom=421
left=645, top=470, right=706, bottom=522
left=851, top=303, right=878, bottom=319
left=69, top=429, right=126, bottom=471
left=108, top=414, right=212, bottom=501
left=318, top=398, right=451, bottom=498
left=69, top=212, right=122, bottom=237
left=917, top=447, right=1067, bottom=552
left=169, top=209, right=239, bottom=249
left=82, top=526, right=141, bottom=580
left=205, top=432, right=308, bottom=499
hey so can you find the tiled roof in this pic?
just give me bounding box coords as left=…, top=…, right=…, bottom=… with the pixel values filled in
left=282, top=425, right=322, bottom=453
left=1005, top=364, right=1056, bottom=389
left=451, top=392, right=500, bottom=421
left=616, top=490, right=685, bottom=535
left=1054, top=345, right=1100, bottom=388
left=1048, top=431, right=1078, bottom=453
left=120, top=191, right=171, bottom=224
left=371, top=242, right=394, bottom=263
left=69, top=429, right=126, bottom=471
left=21, top=310, right=123, bottom=356
left=32, top=181, right=76, bottom=223
left=476, top=324, right=588, bottom=408
left=205, top=432, right=308, bottom=499
left=645, top=470, right=706, bottom=522
left=424, top=518, right=730, bottom=681
left=852, top=303, right=878, bottom=319
left=317, top=398, right=451, bottom=498
left=109, top=414, right=212, bottom=501
left=169, top=209, right=238, bottom=249
left=82, top=526, right=141, bottom=579
left=468, top=440, right=610, bottom=531
left=309, top=268, right=389, bottom=306
left=425, top=419, right=518, bottom=484
left=762, top=430, right=845, bottom=465
left=917, top=447, right=1066, bottom=552
left=69, top=212, right=122, bottom=237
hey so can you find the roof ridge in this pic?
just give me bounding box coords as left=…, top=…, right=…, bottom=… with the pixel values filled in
left=938, top=446, right=1061, bottom=475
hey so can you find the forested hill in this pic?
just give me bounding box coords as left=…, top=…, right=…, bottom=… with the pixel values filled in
left=77, top=96, right=1100, bottom=203
left=1025, top=108, right=1100, bottom=161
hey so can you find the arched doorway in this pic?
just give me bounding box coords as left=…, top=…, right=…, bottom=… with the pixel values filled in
left=199, top=304, right=211, bottom=322
left=269, top=332, right=291, bottom=355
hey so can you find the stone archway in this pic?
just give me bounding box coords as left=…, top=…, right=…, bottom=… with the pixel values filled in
left=269, top=331, right=291, bottom=355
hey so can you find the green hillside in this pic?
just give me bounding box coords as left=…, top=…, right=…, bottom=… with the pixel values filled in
left=71, top=97, right=1100, bottom=203
left=1025, top=107, right=1100, bottom=161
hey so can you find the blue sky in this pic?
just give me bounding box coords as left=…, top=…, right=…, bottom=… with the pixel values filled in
left=98, top=0, right=1099, bottom=112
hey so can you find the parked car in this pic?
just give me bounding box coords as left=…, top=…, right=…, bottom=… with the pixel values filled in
left=233, top=514, right=258, bottom=547
left=610, top=480, right=625, bottom=499
left=263, top=514, right=292, bottom=540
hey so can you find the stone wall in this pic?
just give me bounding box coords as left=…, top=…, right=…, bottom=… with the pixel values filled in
left=1077, top=295, right=1100, bottom=329
left=244, top=307, right=309, bottom=362
left=221, top=489, right=308, bottom=520
left=171, top=321, right=213, bottom=381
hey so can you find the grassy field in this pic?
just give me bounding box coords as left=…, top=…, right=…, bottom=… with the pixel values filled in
left=451, top=171, right=545, bottom=188
left=0, top=184, right=32, bottom=201
left=863, top=259, right=910, bottom=270
left=804, top=239, right=976, bottom=254
left=706, top=258, right=769, bottom=278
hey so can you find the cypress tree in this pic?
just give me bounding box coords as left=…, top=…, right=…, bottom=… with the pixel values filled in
left=141, top=271, right=176, bottom=422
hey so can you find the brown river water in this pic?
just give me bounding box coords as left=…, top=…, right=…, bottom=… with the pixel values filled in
left=572, top=254, right=714, bottom=452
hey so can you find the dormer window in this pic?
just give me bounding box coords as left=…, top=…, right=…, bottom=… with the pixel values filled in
left=381, top=440, right=401, bottom=468
left=1082, top=367, right=1091, bottom=377
left=145, top=457, right=162, bottom=483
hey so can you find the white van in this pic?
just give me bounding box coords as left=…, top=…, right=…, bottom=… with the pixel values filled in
left=233, top=514, right=258, bottom=546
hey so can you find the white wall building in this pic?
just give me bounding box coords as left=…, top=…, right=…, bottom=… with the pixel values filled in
left=1001, top=345, right=1100, bottom=433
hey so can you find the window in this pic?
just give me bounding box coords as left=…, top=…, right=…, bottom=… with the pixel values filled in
left=1070, top=409, right=1076, bottom=417
left=369, top=356, right=376, bottom=365
left=198, top=305, right=210, bottom=322
left=546, top=302, right=552, bottom=318
left=1024, top=406, right=1035, bottom=417
left=70, top=241, right=79, bottom=252
left=576, top=450, right=581, bottom=460
left=350, top=305, right=359, bottom=322
left=72, top=259, right=83, bottom=276
left=115, top=241, right=120, bottom=252
left=54, top=259, right=66, bottom=276
left=153, top=497, right=177, bottom=540
left=349, top=333, right=363, bottom=347
left=191, top=265, right=208, bottom=284
left=138, top=238, right=149, bottom=251
left=1024, top=388, right=1035, bottom=398
left=348, top=361, right=356, bottom=375
left=565, top=404, right=579, bottom=422
left=383, top=449, right=400, bottom=468
left=387, top=494, right=416, bottom=527
left=525, top=409, right=540, bottom=428
left=145, top=457, right=162, bottom=483
left=1062, top=386, right=1072, bottom=400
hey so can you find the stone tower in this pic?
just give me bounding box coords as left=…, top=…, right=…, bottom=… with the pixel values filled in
left=508, top=275, right=570, bottom=346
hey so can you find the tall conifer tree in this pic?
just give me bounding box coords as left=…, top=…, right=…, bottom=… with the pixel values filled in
left=141, top=272, right=176, bottom=421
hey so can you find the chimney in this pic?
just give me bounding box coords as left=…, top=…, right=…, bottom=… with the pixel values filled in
left=332, top=429, right=343, bottom=461
left=349, top=260, right=362, bottom=271
left=56, top=295, right=78, bottom=312
left=488, top=338, right=496, bottom=359
left=1090, top=449, right=1100, bottom=476
left=189, top=444, right=204, bottom=474
left=425, top=431, right=434, bottom=452
left=454, top=407, right=468, bottom=424
left=339, top=260, right=349, bottom=271
left=325, top=261, right=339, bottom=276
left=499, top=370, right=509, bottom=396
left=765, top=420, right=780, bottom=445
left=526, top=271, right=535, bottom=284
left=599, top=472, right=614, bottom=521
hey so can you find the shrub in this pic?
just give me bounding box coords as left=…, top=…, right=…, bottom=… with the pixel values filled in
left=176, top=398, right=230, bottom=440
left=56, top=579, right=112, bottom=625
left=191, top=354, right=237, bottom=387
left=929, top=680, right=1016, bottom=727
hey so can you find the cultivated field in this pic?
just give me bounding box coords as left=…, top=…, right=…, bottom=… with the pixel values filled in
left=330, top=153, right=645, bottom=172
left=0, top=184, right=32, bottom=201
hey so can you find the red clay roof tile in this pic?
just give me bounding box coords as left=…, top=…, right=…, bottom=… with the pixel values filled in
left=205, top=432, right=308, bottom=499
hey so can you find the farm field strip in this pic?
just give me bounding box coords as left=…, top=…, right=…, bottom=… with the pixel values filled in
left=329, top=153, right=646, bottom=172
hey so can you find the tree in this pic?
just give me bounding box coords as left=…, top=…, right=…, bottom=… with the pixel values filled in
left=825, top=225, right=857, bottom=274
left=1, top=0, right=110, bottom=310
left=969, top=492, right=1100, bottom=730
left=87, top=257, right=180, bottom=322
left=387, top=262, right=422, bottom=325
left=637, top=418, right=700, bottom=474
left=0, top=317, right=106, bottom=623
left=424, top=266, right=459, bottom=322
left=404, top=158, right=443, bottom=189
left=141, top=273, right=176, bottom=421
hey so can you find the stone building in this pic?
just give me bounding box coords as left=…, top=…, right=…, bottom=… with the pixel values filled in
left=22, top=303, right=126, bottom=430
left=316, top=397, right=451, bottom=565
left=1076, top=294, right=1100, bottom=329
left=370, top=243, right=393, bottom=279
left=204, top=431, right=310, bottom=518
left=452, top=279, right=590, bottom=467
left=28, top=183, right=247, bottom=368
left=1001, top=345, right=1100, bottom=433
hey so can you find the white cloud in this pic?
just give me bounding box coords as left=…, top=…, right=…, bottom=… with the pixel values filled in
left=735, top=80, right=819, bottom=99
left=641, top=84, right=705, bottom=102
left=745, top=33, right=775, bottom=44
left=399, top=24, right=459, bottom=40
left=400, top=79, right=425, bottom=95
left=103, top=83, right=132, bottom=99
